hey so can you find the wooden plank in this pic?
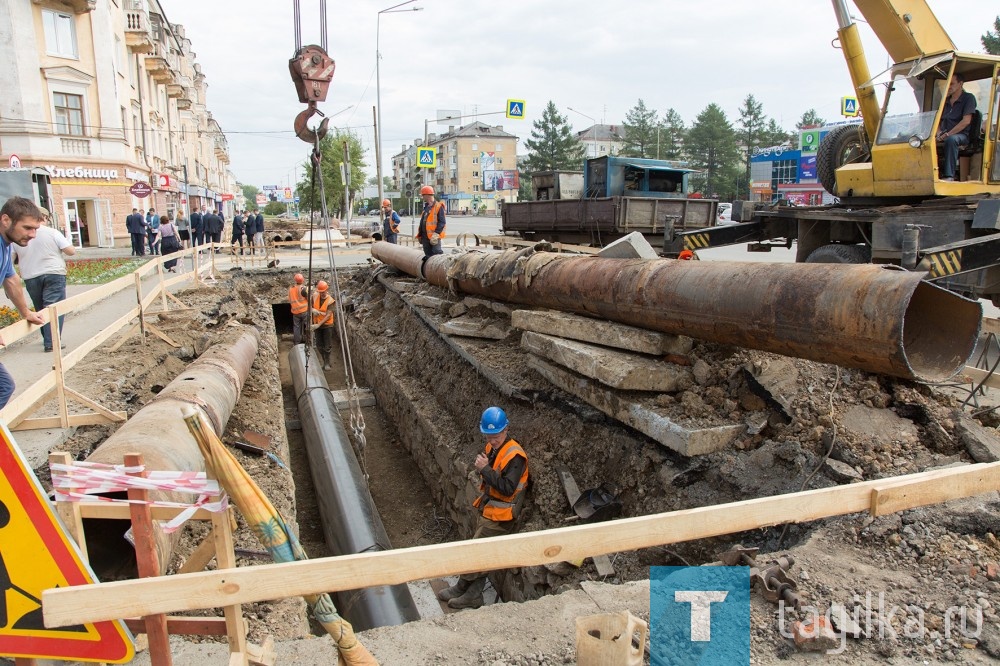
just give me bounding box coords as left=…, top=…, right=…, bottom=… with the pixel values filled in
left=1, top=376, right=56, bottom=427
left=982, top=317, right=1000, bottom=337
left=77, top=503, right=215, bottom=521
left=213, top=507, right=248, bottom=661
left=870, top=464, right=1000, bottom=516
left=42, top=461, right=1000, bottom=627
left=176, top=533, right=218, bottom=575
left=58, top=273, right=135, bottom=313
left=124, top=616, right=228, bottom=636
left=15, top=412, right=128, bottom=430
left=961, top=365, right=1000, bottom=390
left=64, top=387, right=127, bottom=422
left=330, top=388, right=376, bottom=409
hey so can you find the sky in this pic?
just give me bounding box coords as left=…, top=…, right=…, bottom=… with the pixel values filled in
left=161, top=0, right=998, bottom=192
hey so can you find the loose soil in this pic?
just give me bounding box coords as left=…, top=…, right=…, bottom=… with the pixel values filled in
left=17, top=257, right=1000, bottom=664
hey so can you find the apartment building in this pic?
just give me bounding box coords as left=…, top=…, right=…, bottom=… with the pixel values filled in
left=574, top=124, right=624, bottom=159
left=0, top=0, right=233, bottom=247
left=391, top=122, right=518, bottom=215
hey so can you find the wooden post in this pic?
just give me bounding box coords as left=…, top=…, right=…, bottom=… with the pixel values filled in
left=46, top=303, right=70, bottom=427
left=49, top=452, right=88, bottom=560
left=157, top=261, right=168, bottom=312
left=213, top=508, right=248, bottom=664
left=124, top=453, right=172, bottom=666
left=133, top=272, right=146, bottom=340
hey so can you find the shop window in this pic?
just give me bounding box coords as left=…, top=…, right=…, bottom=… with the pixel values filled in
left=54, top=92, right=84, bottom=136
left=43, top=10, right=78, bottom=59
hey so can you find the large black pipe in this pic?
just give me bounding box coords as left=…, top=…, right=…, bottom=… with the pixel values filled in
left=288, top=344, right=420, bottom=631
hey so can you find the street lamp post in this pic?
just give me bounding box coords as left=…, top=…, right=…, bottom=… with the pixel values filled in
left=567, top=106, right=597, bottom=159
left=376, top=0, right=423, bottom=216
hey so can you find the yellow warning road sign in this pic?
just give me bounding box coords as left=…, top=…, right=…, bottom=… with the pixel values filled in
left=0, top=424, right=134, bottom=663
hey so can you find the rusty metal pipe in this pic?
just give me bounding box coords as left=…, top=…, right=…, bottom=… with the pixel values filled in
left=371, top=243, right=980, bottom=382
left=83, top=325, right=261, bottom=577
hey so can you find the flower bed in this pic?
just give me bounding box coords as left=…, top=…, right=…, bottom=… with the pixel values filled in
left=66, top=258, right=146, bottom=285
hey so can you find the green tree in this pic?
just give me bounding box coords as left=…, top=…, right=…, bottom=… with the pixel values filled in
left=686, top=103, right=741, bottom=200
left=659, top=108, right=686, bottom=160
left=796, top=109, right=826, bottom=129
left=521, top=101, right=587, bottom=176
left=737, top=94, right=766, bottom=199
left=263, top=201, right=286, bottom=216
left=983, top=16, right=1000, bottom=54
left=621, top=99, right=659, bottom=158
left=295, top=130, right=367, bottom=218
left=239, top=183, right=259, bottom=208
left=760, top=119, right=793, bottom=148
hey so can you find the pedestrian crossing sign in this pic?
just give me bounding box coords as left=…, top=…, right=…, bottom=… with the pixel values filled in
left=417, top=147, right=437, bottom=169
left=506, top=99, right=526, bottom=119
left=841, top=96, right=859, bottom=117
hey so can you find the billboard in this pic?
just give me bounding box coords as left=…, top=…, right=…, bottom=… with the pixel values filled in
left=480, top=152, right=518, bottom=192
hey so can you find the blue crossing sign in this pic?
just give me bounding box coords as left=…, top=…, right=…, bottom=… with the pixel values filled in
left=506, top=99, right=526, bottom=119
left=841, top=96, right=859, bottom=117
left=417, top=147, right=437, bottom=169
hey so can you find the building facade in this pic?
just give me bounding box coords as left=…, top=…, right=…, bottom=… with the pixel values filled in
left=391, top=122, right=518, bottom=215
left=0, top=0, right=233, bottom=247
left=574, top=124, right=624, bottom=159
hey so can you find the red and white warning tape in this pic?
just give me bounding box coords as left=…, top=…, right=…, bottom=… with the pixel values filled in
left=50, top=461, right=228, bottom=534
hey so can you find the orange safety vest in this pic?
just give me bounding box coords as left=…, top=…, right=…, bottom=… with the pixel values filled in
left=311, top=292, right=334, bottom=327
left=418, top=201, right=446, bottom=239
left=473, top=438, right=528, bottom=522
left=289, top=284, right=308, bottom=315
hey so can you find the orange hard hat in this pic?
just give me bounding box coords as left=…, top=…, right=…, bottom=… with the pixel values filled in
left=678, top=249, right=695, bottom=260
left=382, top=198, right=391, bottom=208
left=294, top=273, right=304, bottom=284
left=420, top=185, right=434, bottom=196
left=317, top=280, right=329, bottom=292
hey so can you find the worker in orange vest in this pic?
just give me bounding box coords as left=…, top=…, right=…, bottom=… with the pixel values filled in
left=436, top=406, right=529, bottom=610
left=289, top=273, right=310, bottom=345
left=381, top=198, right=400, bottom=244
left=311, top=280, right=335, bottom=370
left=416, top=185, right=446, bottom=258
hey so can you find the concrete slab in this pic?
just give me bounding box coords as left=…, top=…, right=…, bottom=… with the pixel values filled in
left=512, top=309, right=692, bottom=356
left=528, top=356, right=743, bottom=456
left=407, top=293, right=454, bottom=313
left=596, top=231, right=658, bottom=259
left=954, top=411, right=1000, bottom=462
left=298, top=228, right=346, bottom=249
left=743, top=358, right=798, bottom=421
left=840, top=405, right=919, bottom=441
left=462, top=296, right=514, bottom=316
left=521, top=331, right=692, bottom=392
left=440, top=317, right=509, bottom=340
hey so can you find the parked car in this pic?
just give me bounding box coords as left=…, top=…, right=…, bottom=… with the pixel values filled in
left=717, top=203, right=734, bottom=225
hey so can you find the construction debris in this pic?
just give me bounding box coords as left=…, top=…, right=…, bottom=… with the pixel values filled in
left=512, top=309, right=693, bottom=356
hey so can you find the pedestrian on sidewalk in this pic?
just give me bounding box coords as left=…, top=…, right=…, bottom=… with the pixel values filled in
left=0, top=197, right=46, bottom=407
left=436, top=407, right=529, bottom=610
left=190, top=206, right=204, bottom=247
left=158, top=216, right=182, bottom=272
left=175, top=209, right=191, bottom=249
left=12, top=207, right=75, bottom=352
left=126, top=208, right=146, bottom=256
left=145, top=208, right=161, bottom=255
left=231, top=211, right=245, bottom=255
left=252, top=210, right=265, bottom=254
left=311, top=280, right=335, bottom=370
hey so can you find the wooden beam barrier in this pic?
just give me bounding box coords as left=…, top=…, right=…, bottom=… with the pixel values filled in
left=43, top=461, right=1000, bottom=628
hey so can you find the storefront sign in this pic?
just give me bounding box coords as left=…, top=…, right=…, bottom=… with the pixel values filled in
left=221, top=193, right=234, bottom=201
left=45, top=165, right=121, bottom=181
left=125, top=169, right=147, bottom=182
left=157, top=174, right=177, bottom=189
left=129, top=182, right=153, bottom=198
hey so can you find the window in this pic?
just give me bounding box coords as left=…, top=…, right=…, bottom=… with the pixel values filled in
left=43, top=10, right=78, bottom=58
left=121, top=107, right=129, bottom=144
left=471, top=143, right=478, bottom=151
left=133, top=113, right=140, bottom=146
left=495, top=144, right=502, bottom=151
left=472, top=171, right=479, bottom=177
left=472, top=158, right=478, bottom=164
left=473, top=185, right=480, bottom=192
left=54, top=92, right=84, bottom=135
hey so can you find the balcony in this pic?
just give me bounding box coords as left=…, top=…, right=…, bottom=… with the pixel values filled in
left=124, top=10, right=154, bottom=53
left=166, top=83, right=184, bottom=98
left=61, top=138, right=91, bottom=155
left=34, top=0, right=95, bottom=13
left=176, top=96, right=193, bottom=111
left=144, top=43, right=176, bottom=85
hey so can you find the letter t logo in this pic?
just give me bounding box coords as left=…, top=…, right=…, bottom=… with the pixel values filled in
left=674, top=591, right=728, bottom=641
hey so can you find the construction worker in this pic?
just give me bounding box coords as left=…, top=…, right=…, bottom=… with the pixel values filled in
left=436, top=406, right=529, bottom=610
left=416, top=185, right=445, bottom=258
left=311, top=280, right=335, bottom=370
left=381, top=198, right=400, bottom=244
left=289, top=273, right=310, bottom=346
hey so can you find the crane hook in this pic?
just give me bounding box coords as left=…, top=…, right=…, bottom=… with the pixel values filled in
left=295, top=104, right=330, bottom=144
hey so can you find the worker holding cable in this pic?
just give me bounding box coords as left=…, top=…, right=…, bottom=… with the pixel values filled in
left=416, top=185, right=446, bottom=257
left=310, top=280, right=335, bottom=370
left=436, top=406, right=529, bottom=610
left=289, top=273, right=310, bottom=346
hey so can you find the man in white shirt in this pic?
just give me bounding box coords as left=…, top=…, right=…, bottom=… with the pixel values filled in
left=12, top=208, right=76, bottom=352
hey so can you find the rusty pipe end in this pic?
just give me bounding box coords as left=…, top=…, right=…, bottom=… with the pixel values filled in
left=901, top=280, right=981, bottom=382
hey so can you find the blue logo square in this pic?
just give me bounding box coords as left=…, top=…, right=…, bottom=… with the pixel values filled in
left=650, top=566, right=750, bottom=665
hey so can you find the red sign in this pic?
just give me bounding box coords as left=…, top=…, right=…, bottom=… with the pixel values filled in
left=221, top=193, right=234, bottom=201
left=0, top=424, right=134, bottom=662
left=129, top=182, right=152, bottom=198
left=156, top=174, right=176, bottom=189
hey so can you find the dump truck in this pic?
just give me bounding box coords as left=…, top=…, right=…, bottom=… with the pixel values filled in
left=501, top=156, right=717, bottom=253
left=677, top=0, right=1000, bottom=304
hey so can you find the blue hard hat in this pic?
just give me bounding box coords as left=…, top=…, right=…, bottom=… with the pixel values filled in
left=480, top=406, right=509, bottom=434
